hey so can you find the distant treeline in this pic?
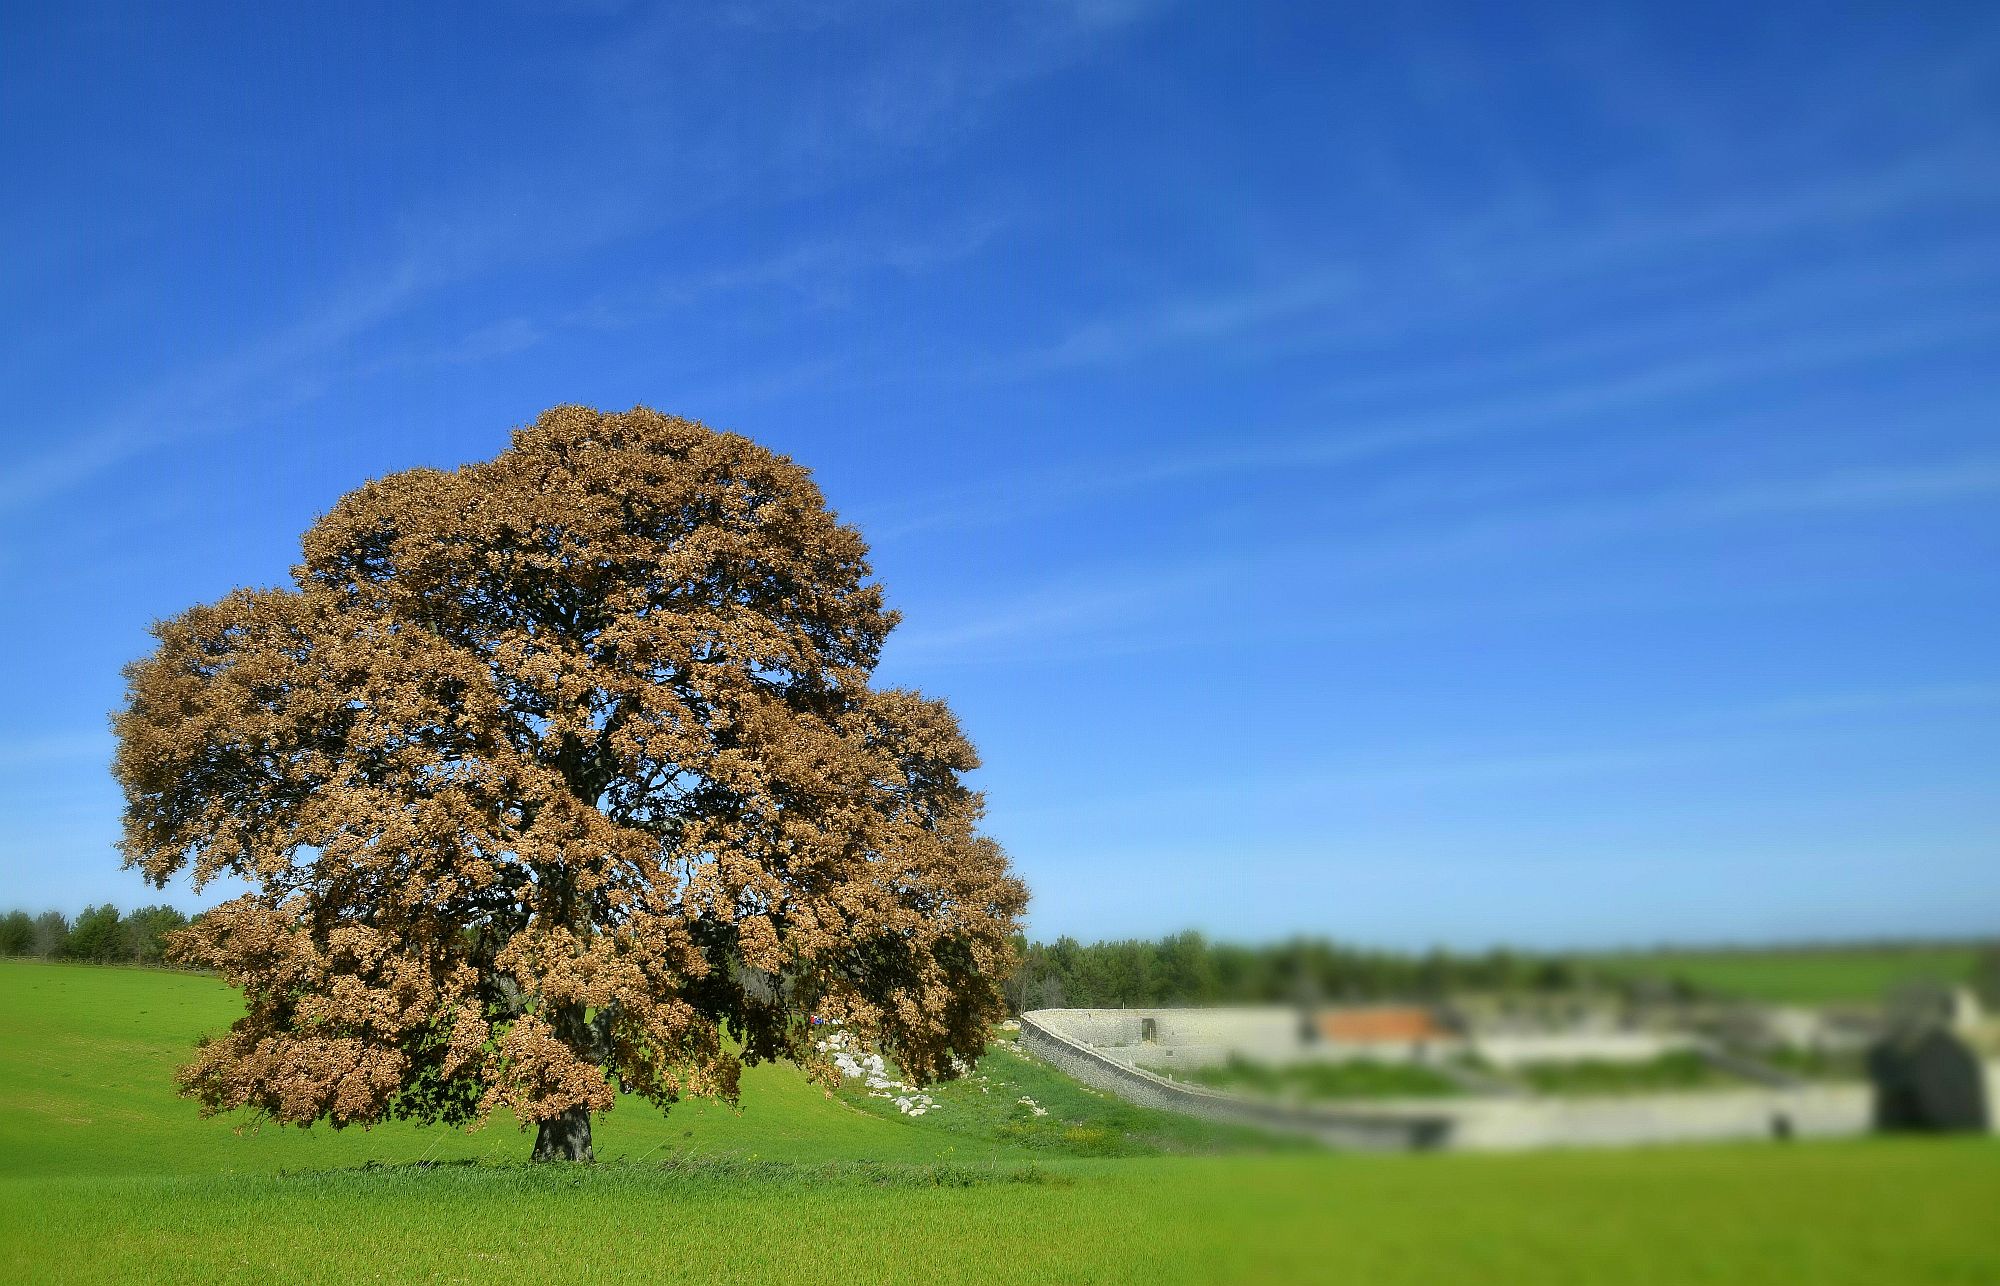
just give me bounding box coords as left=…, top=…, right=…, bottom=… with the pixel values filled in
left=8, top=908, right=1990, bottom=1011
left=1002, top=932, right=2000, bottom=1012
left=0, top=905, right=189, bottom=965
left=4, top=909, right=1612, bottom=1001
left=1001, top=931, right=1642, bottom=1012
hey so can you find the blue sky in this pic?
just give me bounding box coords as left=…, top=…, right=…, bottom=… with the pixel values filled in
left=2, top=1, right=1996, bottom=948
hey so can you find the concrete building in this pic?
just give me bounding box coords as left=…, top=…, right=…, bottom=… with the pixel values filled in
left=1869, top=986, right=1998, bottom=1132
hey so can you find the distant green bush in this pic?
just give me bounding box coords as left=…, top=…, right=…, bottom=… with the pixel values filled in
left=1186, top=1055, right=1464, bottom=1100
left=1516, top=1050, right=1735, bottom=1095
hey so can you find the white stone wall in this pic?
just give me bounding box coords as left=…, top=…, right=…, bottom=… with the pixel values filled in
left=1030, top=1006, right=1301, bottom=1050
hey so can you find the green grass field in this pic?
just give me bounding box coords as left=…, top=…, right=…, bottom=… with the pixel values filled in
left=3, top=961, right=1996, bottom=1284
left=1513, top=1050, right=1744, bottom=1096
left=1586, top=944, right=1984, bottom=1005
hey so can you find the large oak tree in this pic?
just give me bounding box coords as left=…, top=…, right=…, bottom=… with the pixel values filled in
left=114, top=406, right=1025, bottom=1160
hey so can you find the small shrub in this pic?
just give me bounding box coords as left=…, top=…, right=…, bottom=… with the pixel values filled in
left=1187, top=1055, right=1463, bottom=1100
left=1516, top=1050, right=1733, bottom=1095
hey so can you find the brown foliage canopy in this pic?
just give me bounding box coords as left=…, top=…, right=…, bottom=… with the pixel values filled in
left=114, top=406, right=1025, bottom=1139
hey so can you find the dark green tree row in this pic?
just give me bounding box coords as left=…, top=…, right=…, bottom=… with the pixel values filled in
left=1002, top=930, right=1638, bottom=1012
left=0, top=905, right=189, bottom=965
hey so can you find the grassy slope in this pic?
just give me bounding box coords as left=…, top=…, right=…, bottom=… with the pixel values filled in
left=832, top=1032, right=1300, bottom=1156
left=0, top=960, right=1023, bottom=1175
left=4, top=961, right=1997, bottom=1285
left=1585, top=945, right=1981, bottom=1005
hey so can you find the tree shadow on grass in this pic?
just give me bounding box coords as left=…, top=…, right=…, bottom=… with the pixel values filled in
left=271, top=1153, right=1069, bottom=1192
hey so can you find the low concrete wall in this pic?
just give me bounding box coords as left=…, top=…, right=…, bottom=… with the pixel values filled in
left=1021, top=1009, right=1875, bottom=1152
left=1040, top=1007, right=1301, bottom=1051
left=1443, top=1084, right=1871, bottom=1149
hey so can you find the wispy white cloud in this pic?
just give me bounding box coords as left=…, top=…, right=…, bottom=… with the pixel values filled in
left=881, top=455, right=2000, bottom=670
left=866, top=300, right=2000, bottom=545
left=996, top=723, right=1915, bottom=831
left=845, top=132, right=2000, bottom=545
left=1732, top=683, right=2000, bottom=722
left=980, top=268, right=1355, bottom=375
left=589, top=1, right=1165, bottom=174
left=1301, top=231, right=2000, bottom=415
left=884, top=560, right=1230, bottom=662
left=999, top=674, right=2000, bottom=831
left=956, top=126, right=2000, bottom=392
left=568, top=213, right=1015, bottom=332
left=1286, top=316, right=1998, bottom=473
left=1698, top=461, right=2000, bottom=516
left=1330, top=456, right=2000, bottom=576
left=0, top=254, right=441, bottom=516
left=2, top=6, right=1147, bottom=517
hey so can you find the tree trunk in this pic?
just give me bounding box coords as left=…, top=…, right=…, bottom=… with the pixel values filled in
left=532, top=1103, right=594, bottom=1162
left=530, top=998, right=596, bottom=1162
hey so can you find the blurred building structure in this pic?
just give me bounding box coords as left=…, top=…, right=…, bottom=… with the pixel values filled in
left=1018, top=994, right=2000, bottom=1151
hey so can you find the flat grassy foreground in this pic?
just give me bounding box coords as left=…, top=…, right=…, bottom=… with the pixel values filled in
left=3, top=962, right=1996, bottom=1284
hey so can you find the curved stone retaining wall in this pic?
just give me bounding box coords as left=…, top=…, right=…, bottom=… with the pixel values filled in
left=1019, top=1010, right=1453, bottom=1150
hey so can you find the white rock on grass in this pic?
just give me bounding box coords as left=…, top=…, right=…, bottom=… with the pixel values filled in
left=815, top=1024, right=938, bottom=1116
